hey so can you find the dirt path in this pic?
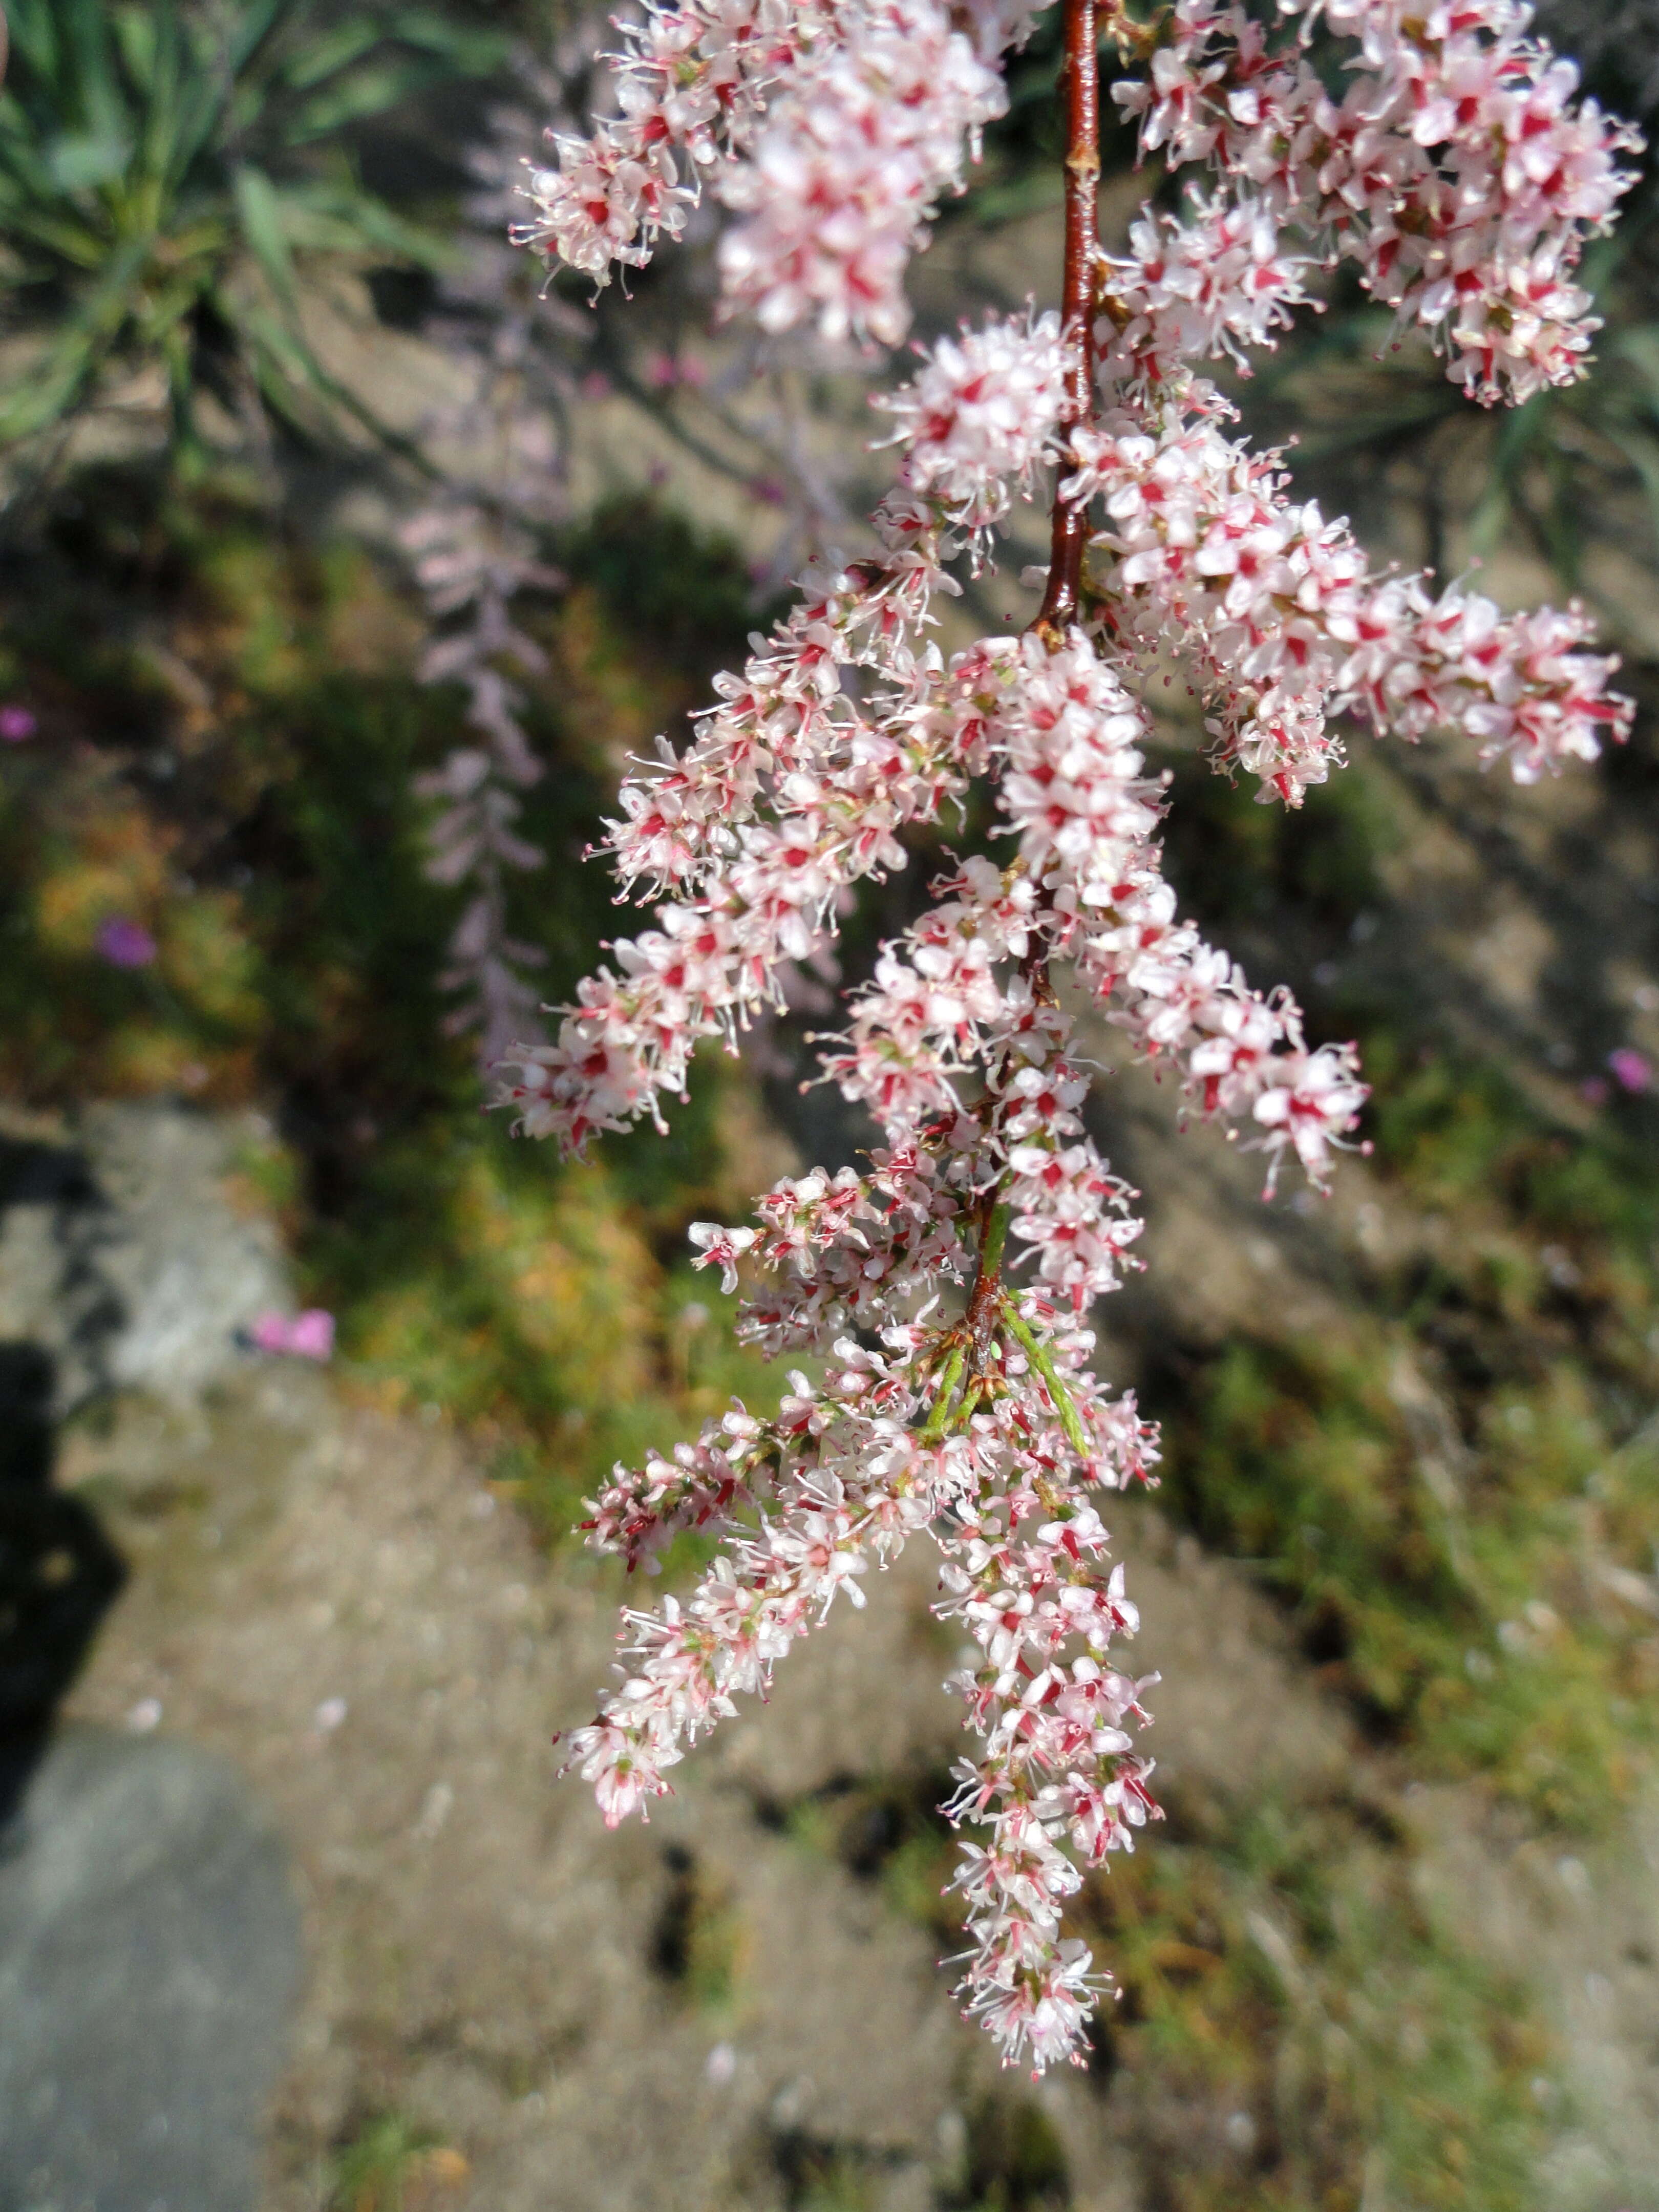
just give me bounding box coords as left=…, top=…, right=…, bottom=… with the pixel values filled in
left=55, top=1351, right=1656, bottom=2211
left=58, top=1359, right=1384, bottom=2212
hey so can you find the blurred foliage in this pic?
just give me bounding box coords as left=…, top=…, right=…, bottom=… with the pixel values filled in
left=651, top=1843, right=744, bottom=2014
left=1164, top=1326, right=1659, bottom=1823
left=1075, top=1783, right=1549, bottom=2212
left=0, top=467, right=788, bottom=1534
left=0, top=0, right=503, bottom=472
left=1140, top=749, right=1659, bottom=1834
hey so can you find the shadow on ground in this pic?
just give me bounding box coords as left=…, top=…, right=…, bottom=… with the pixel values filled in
left=0, top=1115, right=303, bottom=2212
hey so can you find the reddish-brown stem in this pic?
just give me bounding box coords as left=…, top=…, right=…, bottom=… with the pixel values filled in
left=1034, top=0, right=1101, bottom=639
left=964, top=1190, right=1012, bottom=1376
left=1022, top=3, right=1103, bottom=974
left=950, top=0, right=1102, bottom=1398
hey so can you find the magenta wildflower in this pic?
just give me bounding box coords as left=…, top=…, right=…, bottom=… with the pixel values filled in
left=96, top=917, right=157, bottom=969
left=250, top=1309, right=335, bottom=1360
left=1609, top=1048, right=1651, bottom=1093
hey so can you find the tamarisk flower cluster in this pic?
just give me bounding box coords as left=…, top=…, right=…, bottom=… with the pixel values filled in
left=519, top=0, right=1018, bottom=344
left=497, top=0, right=1636, bottom=2070
left=1114, top=0, right=1642, bottom=405
left=1067, top=402, right=1629, bottom=801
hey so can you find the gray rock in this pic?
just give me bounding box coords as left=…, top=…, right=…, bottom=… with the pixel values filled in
left=0, top=1726, right=302, bottom=2212
left=0, top=1107, right=291, bottom=1417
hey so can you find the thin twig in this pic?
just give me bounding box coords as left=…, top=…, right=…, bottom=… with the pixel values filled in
left=1034, top=0, right=1101, bottom=640
left=918, top=0, right=1103, bottom=1430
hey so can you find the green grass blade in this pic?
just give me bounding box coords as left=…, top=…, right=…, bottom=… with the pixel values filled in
left=233, top=160, right=302, bottom=310
left=274, top=179, right=454, bottom=271
left=4, top=0, right=62, bottom=87
left=60, top=0, right=129, bottom=148
left=111, top=4, right=156, bottom=95
left=0, top=230, right=151, bottom=444
left=279, top=18, right=387, bottom=92
left=229, top=0, right=304, bottom=78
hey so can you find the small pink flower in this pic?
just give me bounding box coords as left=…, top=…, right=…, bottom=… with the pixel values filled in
left=96, top=916, right=157, bottom=968
left=0, top=705, right=37, bottom=741
left=250, top=1309, right=335, bottom=1360
left=1609, top=1048, right=1650, bottom=1093
left=289, top=1309, right=336, bottom=1359
left=688, top=1221, right=757, bottom=1295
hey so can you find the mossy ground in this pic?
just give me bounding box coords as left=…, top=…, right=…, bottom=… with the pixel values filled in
left=0, top=470, right=790, bottom=1541
left=1144, top=752, right=1659, bottom=1835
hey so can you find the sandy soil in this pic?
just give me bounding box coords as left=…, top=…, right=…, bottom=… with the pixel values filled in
left=57, top=1362, right=1366, bottom=2212
left=52, top=1344, right=1659, bottom=2211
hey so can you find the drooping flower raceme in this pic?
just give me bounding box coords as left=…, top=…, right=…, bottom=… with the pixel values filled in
left=499, top=0, right=1637, bottom=2073
left=873, top=307, right=1075, bottom=550
left=1113, top=0, right=1642, bottom=405
left=715, top=0, right=1008, bottom=345
left=406, top=506, right=565, bottom=1068
left=518, top=0, right=1012, bottom=345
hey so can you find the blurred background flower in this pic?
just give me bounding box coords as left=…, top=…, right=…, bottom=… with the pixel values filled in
left=94, top=914, right=157, bottom=968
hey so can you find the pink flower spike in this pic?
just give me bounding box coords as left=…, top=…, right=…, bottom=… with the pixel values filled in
left=1608, top=1048, right=1650, bottom=1093
left=0, top=705, right=37, bottom=741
